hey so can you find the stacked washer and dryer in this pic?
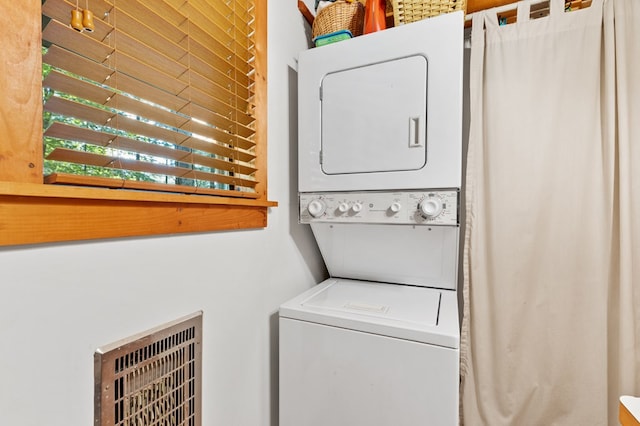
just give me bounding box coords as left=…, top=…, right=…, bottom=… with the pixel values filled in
left=280, top=11, right=464, bottom=426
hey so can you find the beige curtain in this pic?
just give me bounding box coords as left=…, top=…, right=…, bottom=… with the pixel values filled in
left=609, top=0, right=640, bottom=416
left=460, top=0, right=640, bottom=425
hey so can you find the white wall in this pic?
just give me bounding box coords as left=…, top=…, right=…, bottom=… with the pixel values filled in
left=0, top=3, right=323, bottom=425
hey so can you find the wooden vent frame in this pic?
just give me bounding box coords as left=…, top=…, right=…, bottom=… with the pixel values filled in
left=94, top=312, right=203, bottom=426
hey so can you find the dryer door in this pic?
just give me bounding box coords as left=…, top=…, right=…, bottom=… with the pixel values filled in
left=321, top=56, right=427, bottom=175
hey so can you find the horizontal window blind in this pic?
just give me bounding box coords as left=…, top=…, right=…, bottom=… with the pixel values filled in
left=41, top=0, right=259, bottom=197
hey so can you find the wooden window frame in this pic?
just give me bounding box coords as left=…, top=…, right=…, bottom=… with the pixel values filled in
left=0, top=1, right=276, bottom=246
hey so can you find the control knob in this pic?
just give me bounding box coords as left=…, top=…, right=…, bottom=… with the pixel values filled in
left=307, top=199, right=327, bottom=218
left=351, top=202, right=363, bottom=213
left=390, top=202, right=402, bottom=213
left=337, top=202, right=349, bottom=213
left=418, top=197, right=443, bottom=219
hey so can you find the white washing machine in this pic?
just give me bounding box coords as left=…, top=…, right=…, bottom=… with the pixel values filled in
left=281, top=11, right=464, bottom=426
left=280, top=278, right=459, bottom=425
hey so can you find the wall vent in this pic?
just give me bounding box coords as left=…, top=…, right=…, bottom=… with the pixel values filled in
left=94, top=312, right=202, bottom=426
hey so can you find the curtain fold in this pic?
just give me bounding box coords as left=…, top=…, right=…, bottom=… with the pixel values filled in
left=461, top=0, right=639, bottom=424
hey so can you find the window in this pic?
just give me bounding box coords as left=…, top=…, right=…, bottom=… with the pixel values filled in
left=42, top=0, right=258, bottom=196
left=0, top=1, right=275, bottom=246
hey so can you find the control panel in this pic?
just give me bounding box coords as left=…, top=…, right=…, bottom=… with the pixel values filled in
left=299, top=190, right=458, bottom=225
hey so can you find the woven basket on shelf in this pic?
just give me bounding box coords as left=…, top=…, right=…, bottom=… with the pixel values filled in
left=392, top=0, right=466, bottom=26
left=312, top=1, right=365, bottom=40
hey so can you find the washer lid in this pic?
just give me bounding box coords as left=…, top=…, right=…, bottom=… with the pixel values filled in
left=280, top=278, right=459, bottom=348
left=302, top=278, right=439, bottom=324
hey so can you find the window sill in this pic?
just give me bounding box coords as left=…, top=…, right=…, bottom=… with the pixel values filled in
left=0, top=181, right=278, bottom=246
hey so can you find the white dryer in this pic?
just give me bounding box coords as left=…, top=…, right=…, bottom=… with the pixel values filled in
left=297, top=11, right=463, bottom=192
left=280, top=10, right=464, bottom=426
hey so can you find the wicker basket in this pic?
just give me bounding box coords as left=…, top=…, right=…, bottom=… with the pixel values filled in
left=392, top=0, right=466, bottom=26
left=312, top=1, right=365, bottom=40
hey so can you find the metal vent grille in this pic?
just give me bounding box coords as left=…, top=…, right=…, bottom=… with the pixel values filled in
left=95, top=312, right=202, bottom=426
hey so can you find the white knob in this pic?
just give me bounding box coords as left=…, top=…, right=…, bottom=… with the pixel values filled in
left=390, top=202, right=402, bottom=213
left=338, top=202, right=349, bottom=213
left=307, top=199, right=327, bottom=218
left=351, top=202, right=363, bottom=213
left=419, top=198, right=443, bottom=218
